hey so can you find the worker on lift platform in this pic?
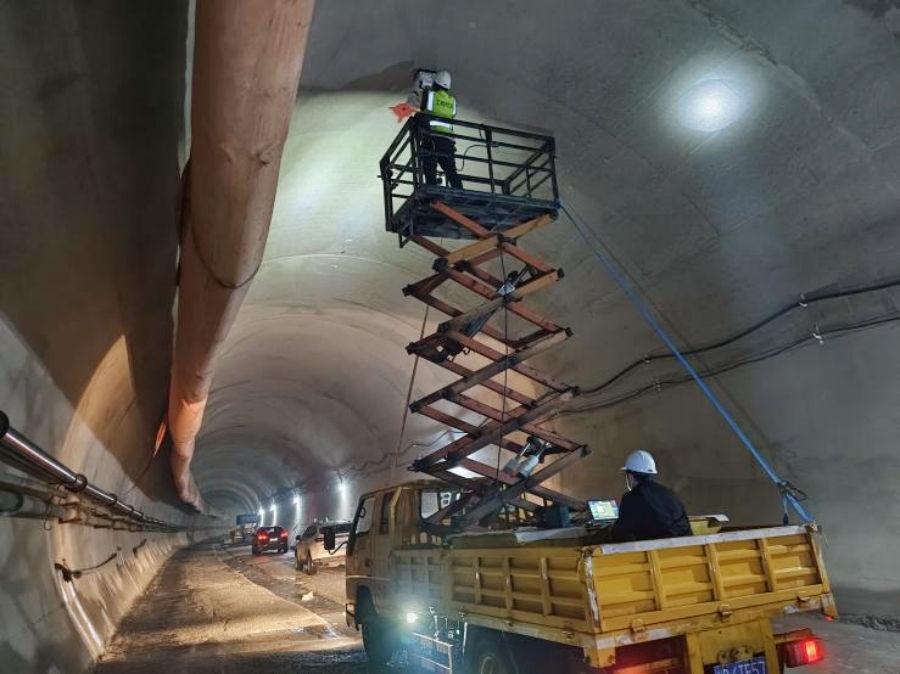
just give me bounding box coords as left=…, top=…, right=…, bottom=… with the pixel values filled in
left=415, top=69, right=463, bottom=190
left=611, top=449, right=691, bottom=542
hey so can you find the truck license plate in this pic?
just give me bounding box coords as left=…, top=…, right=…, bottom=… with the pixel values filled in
left=714, top=657, right=767, bottom=674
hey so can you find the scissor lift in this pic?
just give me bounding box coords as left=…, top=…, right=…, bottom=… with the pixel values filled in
left=381, top=116, right=589, bottom=525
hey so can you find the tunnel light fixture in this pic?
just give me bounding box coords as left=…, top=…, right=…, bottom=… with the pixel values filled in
left=269, top=504, right=278, bottom=526
left=292, top=495, right=301, bottom=505
left=258, top=508, right=265, bottom=523
left=337, top=475, right=347, bottom=493
left=675, top=78, right=745, bottom=133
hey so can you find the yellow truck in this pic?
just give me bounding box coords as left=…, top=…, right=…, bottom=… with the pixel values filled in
left=344, top=480, right=835, bottom=674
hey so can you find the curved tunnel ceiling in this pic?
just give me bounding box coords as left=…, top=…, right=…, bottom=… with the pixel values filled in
left=190, top=0, right=900, bottom=520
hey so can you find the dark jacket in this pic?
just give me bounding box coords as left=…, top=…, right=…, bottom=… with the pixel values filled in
left=611, top=479, right=691, bottom=542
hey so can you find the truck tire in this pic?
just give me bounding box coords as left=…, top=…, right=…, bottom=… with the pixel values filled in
left=471, top=634, right=516, bottom=674
left=305, top=552, right=317, bottom=575
left=295, top=553, right=303, bottom=571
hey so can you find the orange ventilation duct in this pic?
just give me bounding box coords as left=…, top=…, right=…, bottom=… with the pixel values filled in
left=168, top=0, right=314, bottom=508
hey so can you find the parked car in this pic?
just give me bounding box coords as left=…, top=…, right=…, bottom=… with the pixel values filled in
left=294, top=520, right=351, bottom=574
left=251, top=526, right=289, bottom=555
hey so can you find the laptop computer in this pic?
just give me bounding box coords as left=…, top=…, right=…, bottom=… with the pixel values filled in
left=588, top=499, right=619, bottom=524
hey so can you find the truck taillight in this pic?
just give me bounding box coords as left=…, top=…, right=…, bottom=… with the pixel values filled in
left=258, top=532, right=268, bottom=540
left=280, top=531, right=288, bottom=539
left=784, top=637, right=823, bottom=667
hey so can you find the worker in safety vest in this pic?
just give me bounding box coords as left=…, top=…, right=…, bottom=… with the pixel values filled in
left=418, top=69, right=463, bottom=189
left=611, top=449, right=691, bottom=542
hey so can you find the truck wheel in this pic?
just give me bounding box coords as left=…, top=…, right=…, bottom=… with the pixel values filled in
left=295, top=553, right=303, bottom=571
left=361, top=615, right=395, bottom=665
left=472, top=635, right=515, bottom=674
left=305, top=552, right=318, bottom=575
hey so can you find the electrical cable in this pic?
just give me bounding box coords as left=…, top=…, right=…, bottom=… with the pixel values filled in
left=579, top=275, right=900, bottom=397
left=457, top=141, right=488, bottom=173
left=338, top=428, right=465, bottom=479
left=54, top=551, right=120, bottom=582
left=560, top=201, right=815, bottom=523
left=390, top=303, right=431, bottom=483
left=564, top=311, right=900, bottom=415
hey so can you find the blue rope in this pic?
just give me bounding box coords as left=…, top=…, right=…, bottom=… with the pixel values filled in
left=560, top=202, right=814, bottom=524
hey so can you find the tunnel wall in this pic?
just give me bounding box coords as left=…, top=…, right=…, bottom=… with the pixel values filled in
left=0, top=2, right=195, bottom=671
left=197, top=72, right=900, bottom=624
left=285, top=0, right=900, bottom=623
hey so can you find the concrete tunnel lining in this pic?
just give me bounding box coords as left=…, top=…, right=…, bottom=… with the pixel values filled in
left=191, top=0, right=900, bottom=621
left=2, top=0, right=900, bottom=670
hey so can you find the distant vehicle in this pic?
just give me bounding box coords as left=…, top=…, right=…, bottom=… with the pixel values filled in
left=251, top=526, right=289, bottom=555
left=294, top=520, right=351, bottom=574
left=234, top=513, right=260, bottom=544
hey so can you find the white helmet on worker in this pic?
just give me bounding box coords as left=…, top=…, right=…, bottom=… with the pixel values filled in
left=434, top=69, right=452, bottom=89
left=622, top=449, right=658, bottom=475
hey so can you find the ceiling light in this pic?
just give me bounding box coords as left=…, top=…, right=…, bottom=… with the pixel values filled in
left=676, top=78, right=745, bottom=133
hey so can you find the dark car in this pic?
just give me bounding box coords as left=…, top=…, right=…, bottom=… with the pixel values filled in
left=251, top=526, right=289, bottom=555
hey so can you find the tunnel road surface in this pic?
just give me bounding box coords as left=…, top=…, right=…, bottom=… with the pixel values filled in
left=94, top=541, right=900, bottom=673
left=94, top=541, right=386, bottom=673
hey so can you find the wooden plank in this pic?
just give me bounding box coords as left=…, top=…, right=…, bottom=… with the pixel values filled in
left=758, top=537, right=778, bottom=593
left=461, top=446, right=589, bottom=524
left=647, top=550, right=669, bottom=610
left=414, top=405, right=525, bottom=454
left=705, top=544, right=726, bottom=602
left=446, top=330, right=571, bottom=392
left=453, top=456, right=587, bottom=510
left=404, top=287, right=512, bottom=345
left=474, top=556, right=483, bottom=604
left=417, top=390, right=575, bottom=469
left=410, top=234, right=449, bottom=257
left=443, top=234, right=502, bottom=266
left=452, top=393, right=580, bottom=452
left=439, top=359, right=535, bottom=406
left=442, top=267, right=562, bottom=333
left=438, top=254, right=566, bottom=336
left=504, top=213, right=554, bottom=240
left=684, top=632, right=705, bottom=674
left=540, top=557, right=552, bottom=616
left=502, top=556, right=514, bottom=611
left=600, top=583, right=827, bottom=633
left=430, top=201, right=492, bottom=238
left=440, top=214, right=553, bottom=266
left=501, top=240, right=553, bottom=273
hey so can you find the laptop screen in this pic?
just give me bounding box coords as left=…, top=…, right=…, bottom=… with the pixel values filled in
left=588, top=499, right=619, bottom=521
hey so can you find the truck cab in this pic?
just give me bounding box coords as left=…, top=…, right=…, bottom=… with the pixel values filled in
left=345, top=481, right=835, bottom=673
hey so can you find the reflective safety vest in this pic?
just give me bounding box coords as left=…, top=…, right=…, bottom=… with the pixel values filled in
left=424, top=88, right=456, bottom=133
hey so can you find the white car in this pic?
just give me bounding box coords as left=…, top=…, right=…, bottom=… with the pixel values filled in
left=294, top=521, right=351, bottom=574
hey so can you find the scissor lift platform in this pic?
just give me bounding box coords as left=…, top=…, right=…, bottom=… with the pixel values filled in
left=391, top=185, right=558, bottom=241
left=380, top=116, right=560, bottom=245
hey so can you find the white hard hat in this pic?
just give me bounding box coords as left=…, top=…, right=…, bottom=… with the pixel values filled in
left=621, top=449, right=658, bottom=475
left=434, top=69, right=452, bottom=89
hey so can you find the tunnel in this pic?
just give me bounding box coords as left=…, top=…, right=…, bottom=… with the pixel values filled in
left=2, top=0, right=900, bottom=672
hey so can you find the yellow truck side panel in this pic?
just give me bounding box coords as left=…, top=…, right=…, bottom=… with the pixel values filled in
left=391, top=524, right=834, bottom=668
left=593, top=526, right=832, bottom=633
